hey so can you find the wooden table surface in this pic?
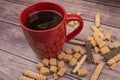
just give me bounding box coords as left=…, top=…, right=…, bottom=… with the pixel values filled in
left=0, top=0, right=120, bottom=80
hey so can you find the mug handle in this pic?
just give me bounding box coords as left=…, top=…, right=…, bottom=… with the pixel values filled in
left=65, top=14, right=84, bottom=42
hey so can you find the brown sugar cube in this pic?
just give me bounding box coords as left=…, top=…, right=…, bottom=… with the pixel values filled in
left=53, top=73, right=59, bottom=80
left=58, top=61, right=65, bottom=68
left=98, top=27, right=104, bottom=32
left=87, top=36, right=94, bottom=41
left=80, top=49, right=86, bottom=55
left=94, top=47, right=100, bottom=53
left=96, top=39, right=105, bottom=48
left=77, top=68, right=88, bottom=77
left=74, top=53, right=81, bottom=60
left=68, top=21, right=75, bottom=27
left=50, top=58, right=57, bottom=66
left=109, top=43, right=116, bottom=49
left=76, top=11, right=81, bottom=16
left=64, top=54, right=73, bottom=62
left=50, top=66, right=58, bottom=73
left=110, top=63, right=117, bottom=70
left=42, top=58, right=49, bottom=66
left=57, top=67, right=67, bottom=77
left=105, top=33, right=111, bottom=40
left=100, top=46, right=110, bottom=55
left=37, top=62, right=44, bottom=70
left=40, top=67, right=50, bottom=75
left=64, top=48, right=72, bottom=54
left=57, top=52, right=65, bottom=60
left=73, top=46, right=80, bottom=53
left=90, top=40, right=97, bottom=47
left=73, top=23, right=79, bottom=29
left=93, top=56, right=100, bottom=64
left=69, top=58, right=77, bottom=68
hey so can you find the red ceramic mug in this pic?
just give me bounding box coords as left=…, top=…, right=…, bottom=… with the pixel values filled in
left=20, top=2, right=84, bottom=58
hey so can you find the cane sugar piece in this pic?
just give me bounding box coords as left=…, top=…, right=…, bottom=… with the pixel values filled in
left=73, top=46, right=80, bottom=53
left=93, top=56, right=100, bottom=64
left=50, top=66, right=58, bottom=73
left=64, top=54, right=73, bottom=62
left=104, top=47, right=120, bottom=60
left=96, top=39, right=105, bottom=48
left=64, top=48, right=72, bottom=54
left=22, top=70, right=46, bottom=80
left=100, top=46, right=110, bottom=55
left=57, top=52, right=65, bottom=60
left=19, top=76, right=35, bottom=80
left=77, top=68, right=88, bottom=77
left=105, top=33, right=111, bottom=40
left=57, top=67, right=67, bottom=77
left=58, top=61, right=65, bottom=68
left=95, top=13, right=101, bottom=27
left=90, top=40, right=97, bottom=47
left=109, top=43, right=116, bottom=49
left=42, top=58, right=49, bottom=67
left=80, top=49, right=86, bottom=55
left=74, top=53, right=81, bottom=60
left=91, top=25, right=99, bottom=32
left=90, top=62, right=104, bottom=80
left=69, top=58, right=77, bottom=68
left=94, top=47, right=100, bottom=53
left=107, top=53, right=120, bottom=65
left=85, top=42, right=93, bottom=63
left=72, top=55, right=87, bottom=74
left=50, top=58, right=57, bottom=66
left=40, top=67, right=50, bottom=75
left=37, top=62, right=44, bottom=70
left=87, top=36, right=94, bottom=42
left=110, top=63, right=117, bottom=70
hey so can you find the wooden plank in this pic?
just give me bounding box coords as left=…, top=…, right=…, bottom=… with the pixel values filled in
left=1, top=0, right=120, bottom=28
left=0, top=49, right=74, bottom=80
left=0, top=19, right=120, bottom=79
left=84, top=0, right=120, bottom=8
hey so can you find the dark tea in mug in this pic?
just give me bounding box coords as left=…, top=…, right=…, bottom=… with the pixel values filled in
left=26, top=10, right=63, bottom=30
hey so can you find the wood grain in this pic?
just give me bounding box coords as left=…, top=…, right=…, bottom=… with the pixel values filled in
left=0, top=19, right=120, bottom=79
left=0, top=49, right=75, bottom=80
left=84, top=0, right=120, bottom=8
left=1, top=0, right=120, bottom=28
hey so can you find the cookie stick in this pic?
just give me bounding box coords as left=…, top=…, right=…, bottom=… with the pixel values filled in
left=104, top=46, right=120, bottom=60
left=72, top=55, right=87, bottom=74
left=22, top=70, right=46, bottom=80
left=90, top=62, right=104, bottom=80
left=69, top=39, right=85, bottom=46
left=107, top=53, right=120, bottom=65
left=19, top=76, right=35, bottom=80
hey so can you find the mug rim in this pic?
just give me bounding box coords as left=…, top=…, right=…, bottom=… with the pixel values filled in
left=19, top=2, right=66, bottom=32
